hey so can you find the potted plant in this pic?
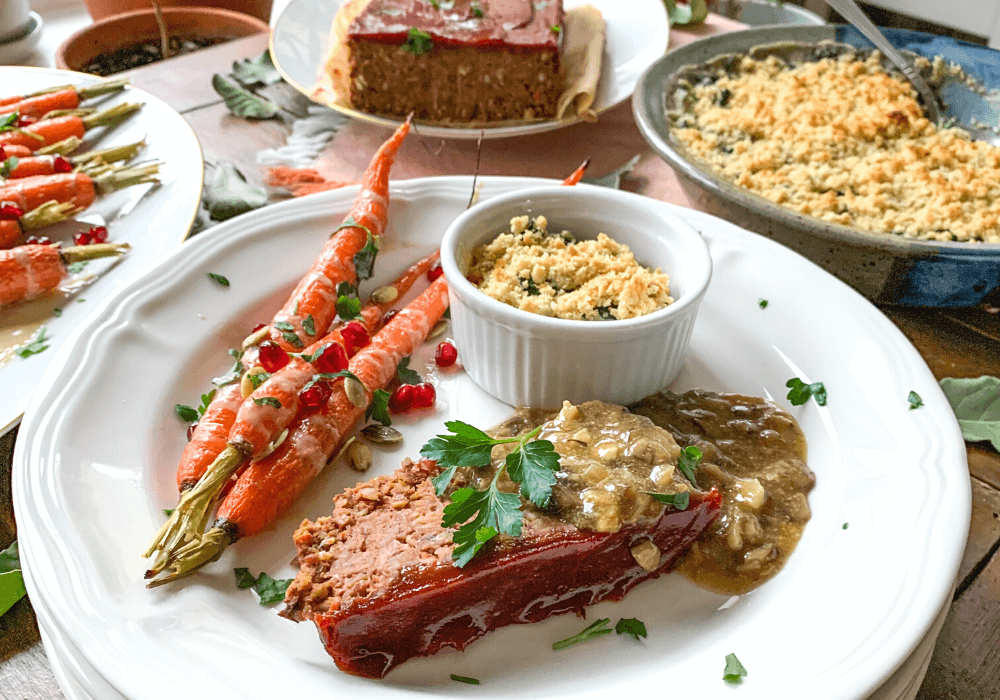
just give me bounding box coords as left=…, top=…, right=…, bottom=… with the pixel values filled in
left=83, top=0, right=273, bottom=23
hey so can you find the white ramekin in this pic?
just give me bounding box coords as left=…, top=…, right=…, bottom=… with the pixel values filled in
left=440, top=185, right=713, bottom=409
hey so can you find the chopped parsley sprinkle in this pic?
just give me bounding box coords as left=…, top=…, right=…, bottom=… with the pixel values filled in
left=15, top=327, right=49, bottom=358
left=907, top=391, right=923, bottom=410
left=450, top=674, right=480, bottom=685
left=723, top=653, right=747, bottom=683
left=786, top=377, right=827, bottom=406
left=208, top=272, right=230, bottom=287
left=551, top=24, right=561, bottom=33
left=403, top=27, right=433, bottom=55
left=758, top=298, right=768, bottom=309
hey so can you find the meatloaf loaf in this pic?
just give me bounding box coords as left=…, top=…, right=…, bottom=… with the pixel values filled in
left=283, top=456, right=720, bottom=678
left=345, top=0, right=564, bottom=123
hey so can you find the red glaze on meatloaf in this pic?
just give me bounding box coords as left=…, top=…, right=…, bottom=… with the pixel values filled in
left=283, top=458, right=721, bottom=679
left=346, top=0, right=564, bottom=122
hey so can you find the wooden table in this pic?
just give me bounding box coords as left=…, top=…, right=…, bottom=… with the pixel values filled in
left=2, top=18, right=999, bottom=700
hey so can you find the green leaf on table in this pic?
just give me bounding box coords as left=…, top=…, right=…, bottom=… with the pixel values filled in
left=583, top=154, right=641, bottom=189
left=940, top=376, right=1000, bottom=451
left=0, top=541, right=26, bottom=617
left=211, top=74, right=279, bottom=120
left=230, top=49, right=283, bottom=87
left=662, top=0, right=709, bottom=26
left=203, top=160, right=268, bottom=222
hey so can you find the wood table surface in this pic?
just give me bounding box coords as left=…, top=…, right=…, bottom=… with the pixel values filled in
left=2, top=17, right=999, bottom=700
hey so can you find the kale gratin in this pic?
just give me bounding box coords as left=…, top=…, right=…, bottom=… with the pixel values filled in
left=670, top=50, right=1000, bottom=243
left=467, top=215, right=673, bottom=320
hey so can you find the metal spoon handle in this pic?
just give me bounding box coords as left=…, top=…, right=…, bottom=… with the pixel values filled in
left=825, top=0, right=940, bottom=122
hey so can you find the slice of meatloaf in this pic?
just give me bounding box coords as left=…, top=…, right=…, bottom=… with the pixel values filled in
left=283, top=458, right=720, bottom=679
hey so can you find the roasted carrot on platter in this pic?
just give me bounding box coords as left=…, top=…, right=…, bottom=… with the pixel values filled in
left=0, top=78, right=128, bottom=110
left=562, top=158, right=591, bottom=186
left=0, top=103, right=140, bottom=151
left=145, top=251, right=440, bottom=567
left=0, top=79, right=129, bottom=121
left=0, top=162, right=159, bottom=213
left=0, top=140, right=146, bottom=181
left=146, top=276, right=451, bottom=586
left=0, top=241, right=129, bottom=306
left=0, top=200, right=78, bottom=249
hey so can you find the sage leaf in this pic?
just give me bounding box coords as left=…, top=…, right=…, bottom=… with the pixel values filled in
left=0, top=541, right=26, bottom=617
left=940, top=376, right=1000, bottom=450
left=230, top=49, right=282, bottom=87
left=203, top=161, right=268, bottom=222
left=212, top=74, right=279, bottom=120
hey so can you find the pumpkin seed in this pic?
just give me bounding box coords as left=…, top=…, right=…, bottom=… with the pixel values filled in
left=241, top=366, right=268, bottom=399
left=328, top=437, right=354, bottom=468
left=346, top=441, right=373, bottom=472
left=427, top=319, right=449, bottom=340
left=253, top=428, right=288, bottom=462
left=361, top=424, right=403, bottom=444
left=344, top=376, right=367, bottom=408
left=371, top=285, right=398, bottom=304
left=242, top=325, right=270, bottom=350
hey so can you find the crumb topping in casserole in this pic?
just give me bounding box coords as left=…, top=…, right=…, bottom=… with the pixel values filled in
left=671, top=51, right=1000, bottom=243
left=467, top=215, right=673, bottom=320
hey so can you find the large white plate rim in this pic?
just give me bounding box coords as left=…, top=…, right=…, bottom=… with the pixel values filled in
left=269, top=0, right=670, bottom=140
left=13, top=176, right=969, bottom=700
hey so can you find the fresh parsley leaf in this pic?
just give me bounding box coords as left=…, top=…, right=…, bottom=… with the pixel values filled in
left=365, top=388, right=392, bottom=426
left=723, top=653, right=747, bottom=683
left=66, top=261, right=88, bottom=274
left=274, top=321, right=295, bottom=332
left=551, top=24, right=561, bottom=33
left=432, top=465, right=459, bottom=495
left=52, top=307, right=62, bottom=317
left=842, top=522, right=849, bottom=530
left=233, top=568, right=293, bottom=605
left=233, top=567, right=257, bottom=589
left=504, top=439, right=558, bottom=506
left=211, top=73, right=279, bottom=120
left=248, top=371, right=270, bottom=391
left=525, top=277, right=541, bottom=296
left=443, top=307, right=451, bottom=319
left=908, top=391, right=923, bottom=410
left=0, top=541, right=26, bottom=617
left=14, top=327, right=49, bottom=358
left=175, top=404, right=200, bottom=422
left=758, top=298, right=769, bottom=309
left=615, top=618, right=647, bottom=640
left=552, top=618, right=612, bottom=650
left=331, top=216, right=373, bottom=240
left=208, top=272, right=230, bottom=287
left=212, top=348, right=244, bottom=387
left=396, top=355, right=423, bottom=385
left=281, top=331, right=304, bottom=348
left=786, top=378, right=827, bottom=406
left=302, top=314, right=316, bottom=336
left=403, top=27, right=434, bottom=55
left=336, top=292, right=362, bottom=320
left=353, top=231, right=379, bottom=280
left=646, top=491, right=690, bottom=510
left=163, top=508, right=175, bottom=516
left=676, top=446, right=702, bottom=488
left=470, top=2, right=484, bottom=16
left=444, top=486, right=521, bottom=566
left=450, top=674, right=480, bottom=685
left=0, top=112, right=18, bottom=129
left=420, top=420, right=498, bottom=467
left=428, top=0, right=439, bottom=7
left=199, top=391, right=216, bottom=415
left=0, top=156, right=19, bottom=178
left=253, top=396, right=282, bottom=408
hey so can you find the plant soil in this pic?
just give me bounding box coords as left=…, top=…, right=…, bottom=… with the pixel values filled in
left=84, top=36, right=230, bottom=76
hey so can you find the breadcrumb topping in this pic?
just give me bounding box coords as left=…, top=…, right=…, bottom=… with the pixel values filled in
left=467, top=215, right=673, bottom=320
left=672, top=51, right=1000, bottom=243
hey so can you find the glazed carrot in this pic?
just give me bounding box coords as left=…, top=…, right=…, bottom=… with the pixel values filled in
left=0, top=242, right=129, bottom=306
left=268, top=118, right=411, bottom=352
left=2, top=140, right=146, bottom=180
left=0, top=79, right=128, bottom=110
left=0, top=103, right=140, bottom=151
left=0, top=144, right=32, bottom=159
left=0, top=200, right=78, bottom=249
left=173, top=382, right=244, bottom=494
left=0, top=80, right=129, bottom=121
left=0, top=163, right=159, bottom=212
left=144, top=252, right=440, bottom=567
left=146, top=277, right=450, bottom=586
left=562, top=158, right=591, bottom=186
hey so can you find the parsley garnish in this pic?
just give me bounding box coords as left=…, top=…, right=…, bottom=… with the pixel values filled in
left=471, top=2, right=484, bottom=16
left=212, top=348, right=244, bottom=387
left=758, top=298, right=768, bottom=309
left=353, top=231, right=379, bottom=280
left=403, top=27, right=434, bottom=55
left=524, top=277, right=540, bottom=296
left=552, top=618, right=612, bottom=650
left=675, top=445, right=702, bottom=488
left=0, top=156, right=19, bottom=178
left=52, top=308, right=62, bottom=317
left=233, top=568, right=292, bottom=606
left=428, top=0, right=439, bottom=7
left=274, top=321, right=295, bottom=332
left=302, top=314, right=316, bottom=336
left=786, top=378, right=827, bottom=406
left=336, top=281, right=361, bottom=320
left=615, top=618, right=647, bottom=640
left=645, top=491, right=689, bottom=510
left=450, top=674, right=480, bottom=685
left=331, top=216, right=373, bottom=239
left=421, top=421, right=559, bottom=566
left=15, top=327, right=49, bottom=358
left=365, top=388, right=392, bottom=426
left=175, top=390, right=216, bottom=423
left=253, top=396, right=282, bottom=408
left=163, top=508, right=174, bottom=516
left=396, top=355, right=423, bottom=385
left=842, top=522, right=849, bottom=530
left=551, top=24, right=561, bottom=33
left=907, top=390, right=923, bottom=410
left=281, top=331, right=304, bottom=348
left=723, top=653, right=747, bottom=683
left=208, top=272, right=230, bottom=287
left=248, top=371, right=270, bottom=390
left=66, top=261, right=88, bottom=274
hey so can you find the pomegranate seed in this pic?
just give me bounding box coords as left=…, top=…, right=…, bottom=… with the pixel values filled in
left=88, top=225, right=109, bottom=243
left=382, top=309, right=399, bottom=325
left=314, top=342, right=348, bottom=373
left=25, top=235, right=53, bottom=245
left=0, top=146, right=6, bottom=160
left=411, top=383, right=436, bottom=409
left=427, top=262, right=444, bottom=281
left=341, top=322, right=370, bottom=356
left=17, top=115, right=36, bottom=127
left=299, top=380, right=332, bottom=408
left=389, top=384, right=415, bottom=413
left=435, top=341, right=458, bottom=367
left=53, top=155, right=73, bottom=174
left=258, top=340, right=290, bottom=372
left=0, top=202, right=23, bottom=220
left=250, top=322, right=266, bottom=333
left=73, top=231, right=92, bottom=246
left=186, top=423, right=197, bottom=441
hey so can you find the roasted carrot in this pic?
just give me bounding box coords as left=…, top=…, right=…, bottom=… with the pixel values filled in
left=268, top=118, right=411, bottom=352
left=0, top=163, right=159, bottom=212
left=0, top=79, right=128, bottom=109
left=1, top=140, right=146, bottom=180
left=0, top=242, right=129, bottom=306
left=0, top=200, right=78, bottom=249
left=144, top=252, right=440, bottom=567
left=146, top=277, right=450, bottom=585
left=0, top=144, right=32, bottom=159
left=0, top=103, right=140, bottom=151
left=0, top=79, right=129, bottom=121
left=562, top=159, right=591, bottom=186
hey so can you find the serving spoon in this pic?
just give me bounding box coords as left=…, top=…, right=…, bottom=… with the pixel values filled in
left=825, top=0, right=1000, bottom=147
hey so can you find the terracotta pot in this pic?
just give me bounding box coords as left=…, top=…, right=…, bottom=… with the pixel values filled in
left=56, top=7, right=270, bottom=72
left=82, top=0, right=273, bottom=23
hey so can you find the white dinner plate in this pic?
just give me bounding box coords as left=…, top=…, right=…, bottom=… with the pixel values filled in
left=14, top=177, right=969, bottom=700
left=0, top=66, right=203, bottom=435
left=270, top=0, right=669, bottom=139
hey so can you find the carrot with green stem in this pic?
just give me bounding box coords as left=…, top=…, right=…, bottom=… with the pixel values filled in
left=0, top=78, right=129, bottom=110
left=0, top=103, right=141, bottom=151
left=0, top=162, right=159, bottom=212
left=1, top=140, right=147, bottom=181
left=0, top=80, right=128, bottom=121
left=146, top=276, right=450, bottom=586
left=0, top=242, right=129, bottom=306
left=0, top=200, right=78, bottom=249
left=145, top=251, right=440, bottom=568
